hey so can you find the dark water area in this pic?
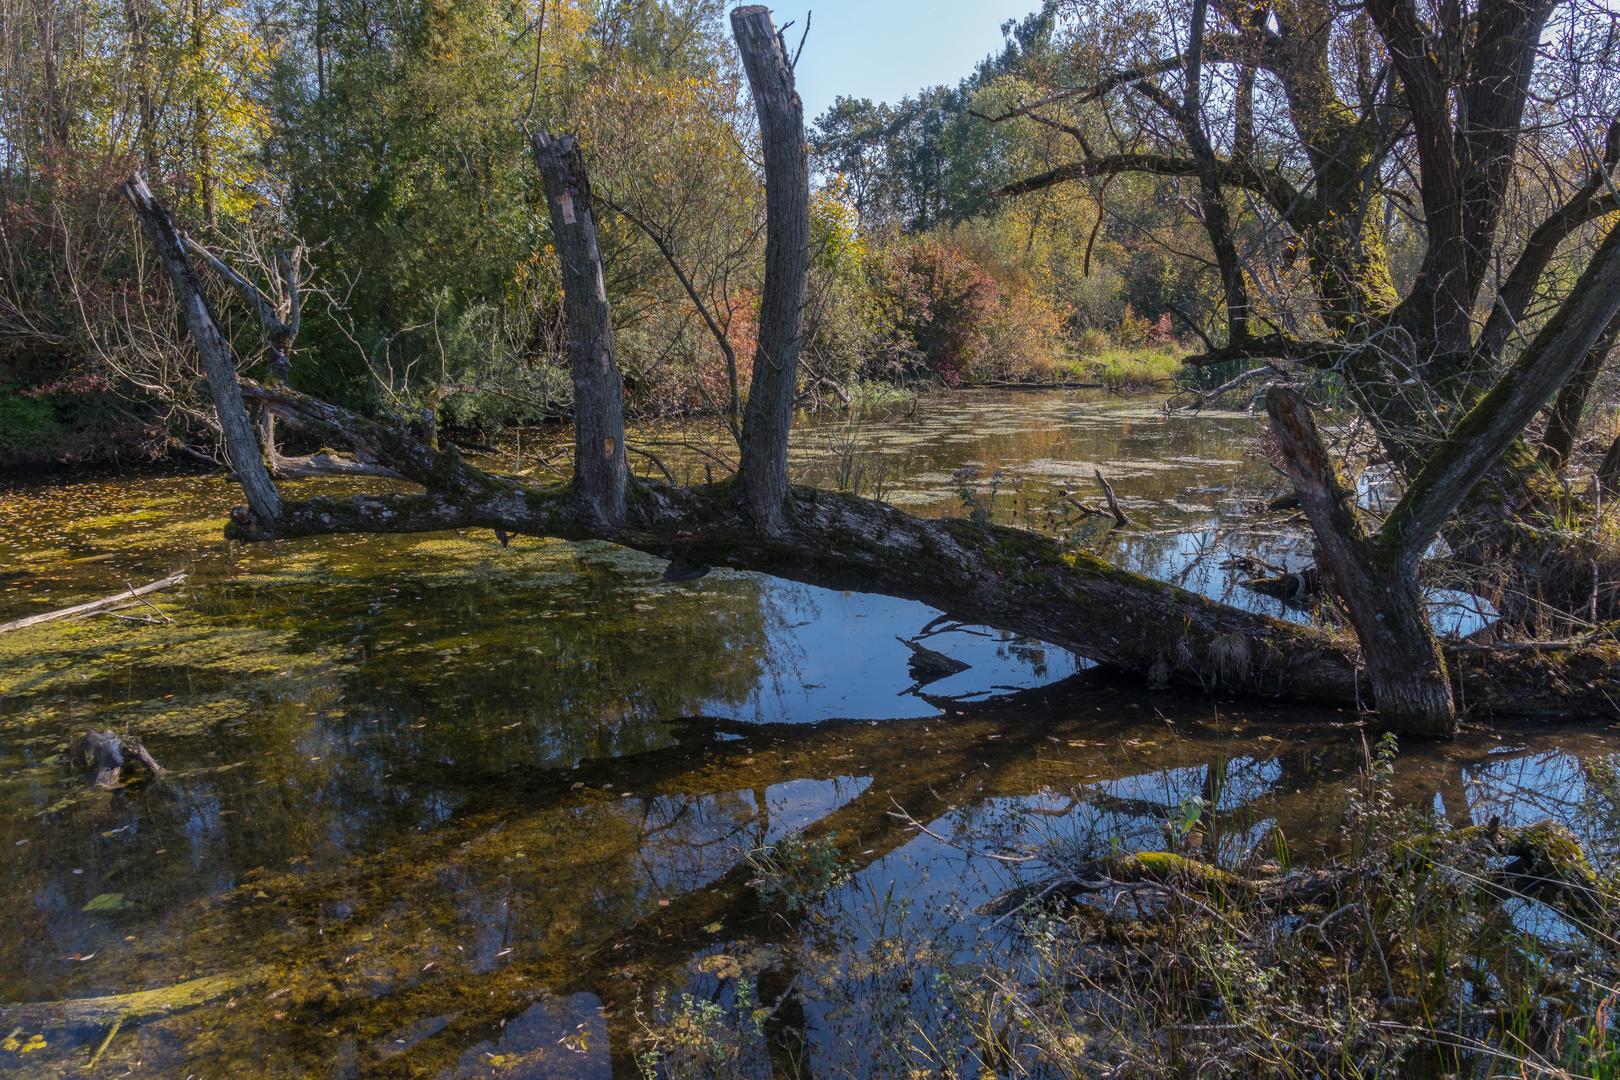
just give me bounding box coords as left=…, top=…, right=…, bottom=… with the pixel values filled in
left=0, top=390, right=1613, bottom=1077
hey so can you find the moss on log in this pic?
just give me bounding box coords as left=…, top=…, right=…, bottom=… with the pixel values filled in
left=227, top=381, right=1620, bottom=723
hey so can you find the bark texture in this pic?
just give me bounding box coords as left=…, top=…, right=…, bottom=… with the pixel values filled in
left=1266, top=387, right=1455, bottom=736
left=529, top=130, right=629, bottom=524
left=731, top=5, right=810, bottom=532
left=121, top=172, right=282, bottom=530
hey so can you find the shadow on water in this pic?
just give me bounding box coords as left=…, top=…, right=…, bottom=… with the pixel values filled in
left=0, top=390, right=1613, bottom=1076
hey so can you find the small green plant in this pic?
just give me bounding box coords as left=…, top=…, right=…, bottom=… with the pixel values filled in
left=744, top=831, right=853, bottom=911
left=953, top=465, right=1013, bottom=526
left=635, top=978, right=771, bottom=1080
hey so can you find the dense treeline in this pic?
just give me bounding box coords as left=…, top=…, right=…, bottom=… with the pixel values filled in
left=0, top=0, right=1226, bottom=468
left=3, top=0, right=1617, bottom=489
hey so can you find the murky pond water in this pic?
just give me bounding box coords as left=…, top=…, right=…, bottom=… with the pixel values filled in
left=0, top=390, right=1615, bottom=1077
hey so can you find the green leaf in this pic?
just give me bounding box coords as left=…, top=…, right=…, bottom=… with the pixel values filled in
left=82, top=892, right=127, bottom=912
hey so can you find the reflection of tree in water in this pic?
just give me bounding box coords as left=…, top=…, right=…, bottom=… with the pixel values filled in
left=5, top=669, right=1619, bottom=1075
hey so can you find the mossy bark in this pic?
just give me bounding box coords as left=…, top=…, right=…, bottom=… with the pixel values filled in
left=1266, top=386, right=1456, bottom=736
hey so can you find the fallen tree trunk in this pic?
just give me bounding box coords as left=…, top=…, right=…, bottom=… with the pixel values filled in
left=233, top=380, right=1620, bottom=721
left=0, top=571, right=187, bottom=634
left=236, top=378, right=1366, bottom=703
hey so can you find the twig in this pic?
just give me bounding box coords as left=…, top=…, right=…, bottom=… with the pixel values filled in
left=86, top=1014, right=123, bottom=1068
left=97, top=612, right=165, bottom=626
left=627, top=445, right=677, bottom=484
left=124, top=581, right=175, bottom=624
left=1095, top=470, right=1132, bottom=526
left=886, top=803, right=1038, bottom=864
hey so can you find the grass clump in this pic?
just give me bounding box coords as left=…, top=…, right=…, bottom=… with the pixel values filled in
left=1051, top=344, right=1186, bottom=390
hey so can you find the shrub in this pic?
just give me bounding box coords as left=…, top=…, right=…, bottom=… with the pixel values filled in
left=1075, top=327, right=1112, bottom=356
left=1115, top=302, right=1155, bottom=347
left=1147, top=311, right=1175, bottom=344
left=0, top=387, right=62, bottom=454
left=868, top=237, right=1000, bottom=385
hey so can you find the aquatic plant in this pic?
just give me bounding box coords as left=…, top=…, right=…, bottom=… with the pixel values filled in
left=635, top=978, right=772, bottom=1080
left=744, top=831, right=855, bottom=913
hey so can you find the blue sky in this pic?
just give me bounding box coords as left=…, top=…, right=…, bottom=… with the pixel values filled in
left=770, top=0, right=1043, bottom=123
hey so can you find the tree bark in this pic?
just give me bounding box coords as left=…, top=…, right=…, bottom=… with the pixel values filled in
left=1539, top=306, right=1620, bottom=469
left=529, top=131, right=628, bottom=524
left=120, top=173, right=283, bottom=531
left=731, top=5, right=810, bottom=532
left=1266, top=387, right=1455, bottom=736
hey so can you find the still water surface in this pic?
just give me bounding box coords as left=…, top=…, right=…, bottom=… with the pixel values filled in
left=0, top=390, right=1613, bottom=1076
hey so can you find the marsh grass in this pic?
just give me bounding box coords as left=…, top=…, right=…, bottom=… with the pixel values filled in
left=635, top=735, right=1620, bottom=1078
left=818, top=419, right=892, bottom=500
left=1050, top=346, right=1186, bottom=390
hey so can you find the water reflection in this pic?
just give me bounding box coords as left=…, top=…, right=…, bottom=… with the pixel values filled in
left=0, top=391, right=1608, bottom=1076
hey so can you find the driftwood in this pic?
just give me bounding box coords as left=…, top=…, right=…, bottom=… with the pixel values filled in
left=71, top=730, right=165, bottom=788
left=0, top=967, right=265, bottom=1028
left=0, top=571, right=186, bottom=634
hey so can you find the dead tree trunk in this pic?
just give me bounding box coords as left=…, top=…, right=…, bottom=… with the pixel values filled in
left=72, top=730, right=164, bottom=788
left=185, top=234, right=305, bottom=469
left=731, top=5, right=810, bottom=533
left=529, top=131, right=628, bottom=524
left=121, top=172, right=283, bottom=531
